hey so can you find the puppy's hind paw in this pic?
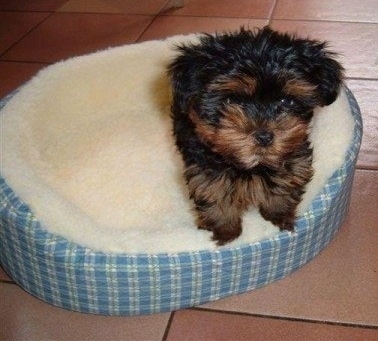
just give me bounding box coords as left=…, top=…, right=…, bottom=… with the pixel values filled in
left=278, top=221, right=295, bottom=232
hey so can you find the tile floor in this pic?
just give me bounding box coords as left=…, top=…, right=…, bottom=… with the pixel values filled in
left=0, top=0, right=377, bottom=340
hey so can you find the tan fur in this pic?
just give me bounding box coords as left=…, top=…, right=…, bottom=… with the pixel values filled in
left=208, top=75, right=257, bottom=96
left=189, top=106, right=310, bottom=170
left=185, top=144, right=313, bottom=245
left=283, top=78, right=318, bottom=97
left=186, top=98, right=313, bottom=244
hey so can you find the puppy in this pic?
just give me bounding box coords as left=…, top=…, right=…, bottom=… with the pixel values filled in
left=168, top=27, right=344, bottom=245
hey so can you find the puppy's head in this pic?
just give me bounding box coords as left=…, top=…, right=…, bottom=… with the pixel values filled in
left=168, top=27, right=344, bottom=170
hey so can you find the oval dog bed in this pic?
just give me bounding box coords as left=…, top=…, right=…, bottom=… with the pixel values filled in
left=0, top=36, right=362, bottom=315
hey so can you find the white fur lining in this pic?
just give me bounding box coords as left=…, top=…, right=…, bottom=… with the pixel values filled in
left=0, top=35, right=354, bottom=254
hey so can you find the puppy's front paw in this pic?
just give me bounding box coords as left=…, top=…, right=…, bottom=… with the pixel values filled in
left=212, top=224, right=242, bottom=246
left=259, top=206, right=296, bottom=233
left=198, top=224, right=213, bottom=232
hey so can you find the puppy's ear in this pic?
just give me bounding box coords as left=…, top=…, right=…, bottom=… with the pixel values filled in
left=303, top=42, right=344, bottom=106
left=168, top=42, right=210, bottom=114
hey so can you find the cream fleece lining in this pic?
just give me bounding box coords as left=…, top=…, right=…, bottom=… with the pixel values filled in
left=0, top=35, right=354, bottom=254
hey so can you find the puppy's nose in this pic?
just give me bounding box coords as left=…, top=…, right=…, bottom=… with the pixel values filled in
left=254, top=130, right=273, bottom=146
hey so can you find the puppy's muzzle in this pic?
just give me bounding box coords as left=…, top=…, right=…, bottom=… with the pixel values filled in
left=254, top=130, right=274, bottom=147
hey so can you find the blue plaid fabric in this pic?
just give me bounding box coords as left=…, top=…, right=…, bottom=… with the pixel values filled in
left=0, top=87, right=362, bottom=315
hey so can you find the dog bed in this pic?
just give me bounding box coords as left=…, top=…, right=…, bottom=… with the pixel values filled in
left=0, top=35, right=362, bottom=315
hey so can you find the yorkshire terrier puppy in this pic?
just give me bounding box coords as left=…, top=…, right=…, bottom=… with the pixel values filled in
left=168, top=27, right=344, bottom=245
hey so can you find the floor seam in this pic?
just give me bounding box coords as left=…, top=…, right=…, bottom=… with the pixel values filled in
left=191, top=307, right=378, bottom=330
left=161, top=311, right=176, bottom=341
left=0, top=11, right=55, bottom=59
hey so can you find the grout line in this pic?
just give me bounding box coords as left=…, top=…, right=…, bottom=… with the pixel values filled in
left=159, top=0, right=182, bottom=15
left=346, top=77, right=378, bottom=82
left=0, top=60, right=50, bottom=65
left=53, top=0, right=170, bottom=15
left=47, top=11, right=156, bottom=17
left=191, top=307, right=378, bottom=330
left=355, top=166, right=378, bottom=172
left=158, top=13, right=270, bottom=20
left=269, top=17, right=378, bottom=25
left=161, top=311, right=176, bottom=341
left=133, top=0, right=177, bottom=42
left=0, top=267, right=15, bottom=285
left=150, top=14, right=378, bottom=25
left=268, top=0, right=279, bottom=25
left=0, top=11, right=55, bottom=59
left=135, top=14, right=161, bottom=43
left=0, top=9, right=53, bottom=14
left=0, top=279, right=16, bottom=285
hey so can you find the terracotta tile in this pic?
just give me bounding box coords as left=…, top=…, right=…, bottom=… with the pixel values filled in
left=0, top=61, right=46, bottom=98
left=2, top=13, right=154, bottom=63
left=0, top=284, right=171, bottom=341
left=346, top=79, right=378, bottom=170
left=202, top=170, right=378, bottom=326
left=167, top=310, right=378, bottom=341
left=138, top=16, right=268, bottom=42
left=162, top=0, right=275, bottom=18
left=0, top=12, right=50, bottom=55
left=270, top=20, right=378, bottom=79
left=59, top=0, right=168, bottom=15
left=0, top=267, right=13, bottom=283
left=0, top=0, right=68, bottom=11
left=273, top=0, right=378, bottom=23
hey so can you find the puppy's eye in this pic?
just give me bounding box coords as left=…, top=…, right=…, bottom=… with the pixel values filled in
left=279, top=98, right=295, bottom=107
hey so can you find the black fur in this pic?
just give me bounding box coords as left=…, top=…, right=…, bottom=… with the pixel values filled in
left=168, top=27, right=344, bottom=245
